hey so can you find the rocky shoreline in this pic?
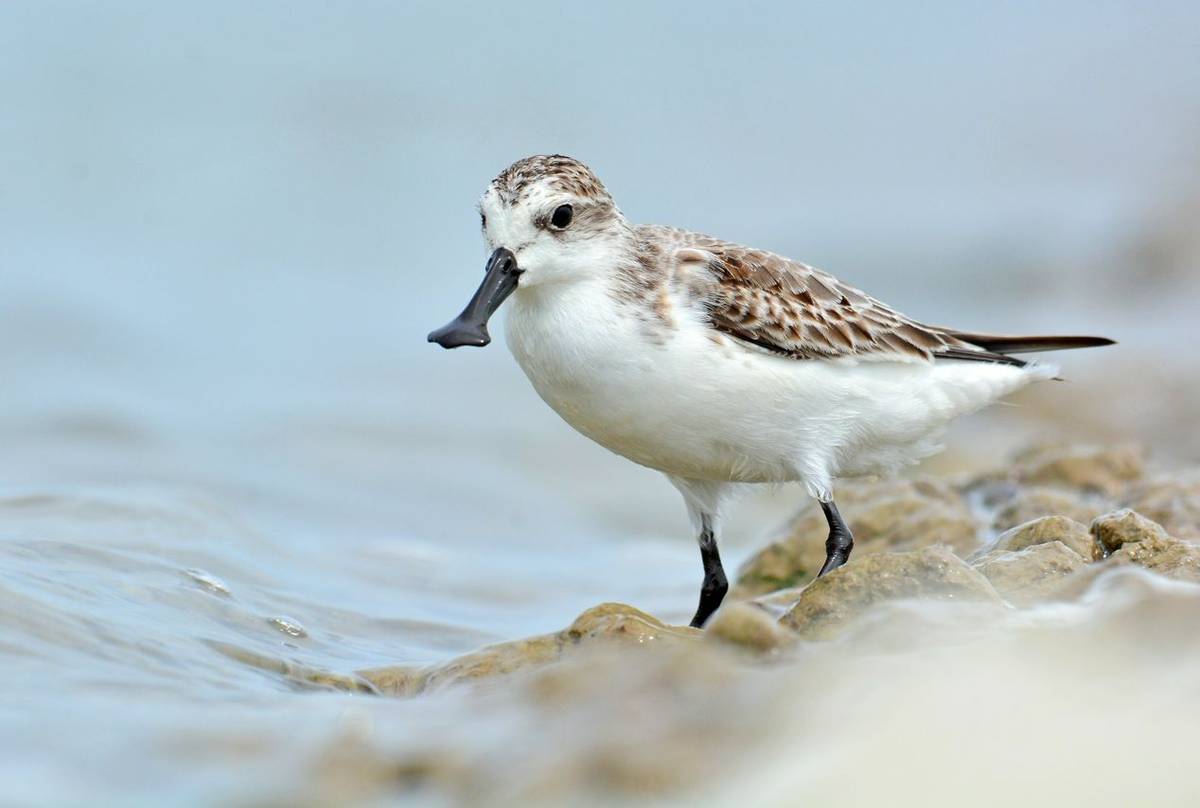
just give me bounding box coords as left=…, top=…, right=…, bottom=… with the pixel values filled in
left=227, top=444, right=1200, bottom=698
left=213, top=443, right=1200, bottom=804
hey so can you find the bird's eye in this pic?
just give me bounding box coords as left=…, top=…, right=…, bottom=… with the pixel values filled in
left=479, top=211, right=487, bottom=229
left=550, top=204, right=574, bottom=229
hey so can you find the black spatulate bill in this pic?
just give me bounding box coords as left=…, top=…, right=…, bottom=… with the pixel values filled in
left=428, top=247, right=522, bottom=349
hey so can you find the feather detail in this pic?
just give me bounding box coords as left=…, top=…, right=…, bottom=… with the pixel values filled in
left=636, top=224, right=1114, bottom=367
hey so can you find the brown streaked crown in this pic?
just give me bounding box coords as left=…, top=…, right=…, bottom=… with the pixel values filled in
left=492, top=155, right=614, bottom=205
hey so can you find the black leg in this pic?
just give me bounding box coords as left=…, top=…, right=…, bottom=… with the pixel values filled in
left=817, top=500, right=854, bottom=577
left=689, top=514, right=728, bottom=628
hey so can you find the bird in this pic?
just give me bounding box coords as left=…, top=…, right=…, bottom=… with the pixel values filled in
left=428, top=154, right=1114, bottom=629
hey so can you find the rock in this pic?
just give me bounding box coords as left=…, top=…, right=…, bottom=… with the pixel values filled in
left=973, top=541, right=1089, bottom=606
left=361, top=603, right=700, bottom=696
left=1108, top=535, right=1200, bottom=583
left=749, top=587, right=807, bottom=618
left=1041, top=510, right=1200, bottom=597
left=564, top=602, right=700, bottom=645
left=207, top=641, right=381, bottom=694
left=779, top=546, right=1002, bottom=639
left=704, top=602, right=794, bottom=652
left=354, top=664, right=427, bottom=697
left=1013, top=444, right=1144, bottom=496
left=1124, top=472, right=1200, bottom=541
left=489, top=641, right=750, bottom=800
left=1090, top=509, right=1171, bottom=554
left=412, top=632, right=565, bottom=692
left=1051, top=536, right=1200, bottom=600
left=989, top=486, right=1110, bottom=534
left=959, top=471, right=1015, bottom=508
left=735, top=478, right=979, bottom=598
left=733, top=540, right=815, bottom=597
left=985, top=515, right=1096, bottom=561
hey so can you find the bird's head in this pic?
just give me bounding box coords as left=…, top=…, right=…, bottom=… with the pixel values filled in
left=428, top=155, right=628, bottom=349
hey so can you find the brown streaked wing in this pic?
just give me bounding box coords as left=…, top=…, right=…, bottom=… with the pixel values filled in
left=650, top=226, right=965, bottom=362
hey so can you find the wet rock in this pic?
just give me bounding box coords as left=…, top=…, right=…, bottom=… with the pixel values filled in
left=207, top=640, right=380, bottom=694
left=563, top=602, right=701, bottom=645
left=1091, top=509, right=1171, bottom=554
left=779, top=546, right=1002, bottom=640
left=973, top=541, right=1089, bottom=606
left=989, top=486, right=1110, bottom=534
left=959, top=471, right=1015, bottom=508
left=735, top=478, right=979, bottom=598
left=1051, top=535, right=1200, bottom=600
left=361, top=603, right=700, bottom=696
left=1013, top=444, right=1144, bottom=496
left=985, top=515, right=1096, bottom=561
left=1108, top=536, right=1200, bottom=582
left=732, top=539, right=815, bottom=598
left=749, top=587, right=807, bottom=618
left=1124, top=472, right=1200, bottom=541
left=413, top=632, right=565, bottom=693
left=479, top=642, right=752, bottom=802
left=1042, top=510, right=1200, bottom=596
left=705, top=602, right=794, bottom=653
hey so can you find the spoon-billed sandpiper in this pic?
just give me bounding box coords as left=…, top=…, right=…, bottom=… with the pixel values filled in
left=429, top=154, right=1113, bottom=627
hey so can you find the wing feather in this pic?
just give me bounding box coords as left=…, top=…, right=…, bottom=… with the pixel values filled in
left=642, top=225, right=964, bottom=362
left=636, top=225, right=1112, bottom=367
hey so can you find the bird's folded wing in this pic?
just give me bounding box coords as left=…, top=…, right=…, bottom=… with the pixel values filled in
left=665, top=229, right=976, bottom=363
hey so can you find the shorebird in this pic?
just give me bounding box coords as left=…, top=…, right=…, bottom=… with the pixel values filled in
left=428, top=155, right=1113, bottom=628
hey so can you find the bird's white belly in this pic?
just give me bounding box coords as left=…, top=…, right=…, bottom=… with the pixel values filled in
left=504, top=281, right=1047, bottom=489
left=505, top=283, right=765, bottom=480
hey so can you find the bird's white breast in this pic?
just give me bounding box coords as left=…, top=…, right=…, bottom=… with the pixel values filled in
left=505, top=277, right=750, bottom=479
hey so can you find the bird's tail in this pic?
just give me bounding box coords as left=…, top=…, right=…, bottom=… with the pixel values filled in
left=940, top=331, right=1116, bottom=355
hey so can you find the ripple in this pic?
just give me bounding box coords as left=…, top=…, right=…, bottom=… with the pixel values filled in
left=183, top=569, right=232, bottom=598
left=267, top=616, right=308, bottom=639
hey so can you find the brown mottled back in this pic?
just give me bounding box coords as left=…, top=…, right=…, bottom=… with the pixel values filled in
left=638, top=225, right=989, bottom=363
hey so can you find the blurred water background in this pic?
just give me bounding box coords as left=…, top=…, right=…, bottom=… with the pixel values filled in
left=1, top=2, right=1198, bottom=805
